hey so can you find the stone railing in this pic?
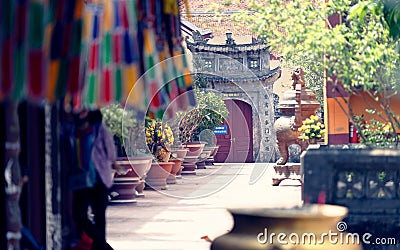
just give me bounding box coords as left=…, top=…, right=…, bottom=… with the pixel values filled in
left=302, top=145, right=400, bottom=247
left=301, top=146, right=400, bottom=246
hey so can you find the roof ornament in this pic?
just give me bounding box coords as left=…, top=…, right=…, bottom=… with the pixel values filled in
left=291, top=67, right=306, bottom=89
left=225, top=30, right=236, bottom=45
left=252, top=36, right=264, bottom=44
left=191, top=30, right=207, bottom=44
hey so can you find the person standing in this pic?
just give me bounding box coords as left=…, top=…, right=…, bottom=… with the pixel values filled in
left=70, top=109, right=119, bottom=250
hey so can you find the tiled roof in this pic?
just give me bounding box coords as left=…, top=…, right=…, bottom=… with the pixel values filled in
left=181, top=0, right=266, bottom=13
left=180, top=1, right=264, bottom=37
left=182, top=14, right=254, bottom=37
left=180, top=1, right=281, bottom=59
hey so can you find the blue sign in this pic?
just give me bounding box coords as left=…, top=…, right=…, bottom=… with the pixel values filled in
left=214, top=125, right=228, bottom=135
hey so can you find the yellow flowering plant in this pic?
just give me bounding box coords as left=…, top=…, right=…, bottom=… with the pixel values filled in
left=298, top=114, right=325, bottom=142
left=145, top=117, right=174, bottom=161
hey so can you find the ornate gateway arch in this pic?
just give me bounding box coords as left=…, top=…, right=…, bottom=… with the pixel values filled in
left=186, top=32, right=281, bottom=162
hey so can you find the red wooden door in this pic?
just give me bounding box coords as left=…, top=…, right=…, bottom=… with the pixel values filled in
left=215, top=99, right=253, bottom=163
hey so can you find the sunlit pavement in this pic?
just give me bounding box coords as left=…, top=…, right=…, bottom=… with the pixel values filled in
left=106, top=163, right=302, bottom=250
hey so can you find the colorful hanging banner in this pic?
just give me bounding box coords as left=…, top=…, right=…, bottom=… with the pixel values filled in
left=0, top=0, right=29, bottom=102
left=91, top=0, right=142, bottom=107
left=27, top=0, right=47, bottom=101
left=0, top=0, right=196, bottom=115
left=161, top=44, right=180, bottom=119
left=80, top=2, right=103, bottom=108
left=45, top=0, right=85, bottom=103
left=142, top=27, right=171, bottom=119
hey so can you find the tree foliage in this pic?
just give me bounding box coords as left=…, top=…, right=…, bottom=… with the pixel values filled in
left=354, top=114, right=400, bottom=147
left=101, top=103, right=138, bottom=145
left=235, top=0, right=399, bottom=91
left=101, top=103, right=141, bottom=156
left=234, top=0, right=400, bottom=147
left=178, top=89, right=229, bottom=143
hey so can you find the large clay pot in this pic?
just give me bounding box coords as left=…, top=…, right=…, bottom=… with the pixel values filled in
left=128, top=156, right=153, bottom=198
left=110, top=156, right=152, bottom=202
left=110, top=179, right=139, bottom=203
left=170, top=148, right=188, bottom=179
left=171, top=148, right=189, bottom=159
left=205, top=145, right=220, bottom=165
left=196, top=148, right=213, bottom=169
left=181, top=156, right=198, bottom=174
left=181, top=142, right=205, bottom=174
left=167, top=159, right=183, bottom=184
left=145, top=162, right=174, bottom=190
left=175, top=166, right=183, bottom=179
left=211, top=204, right=361, bottom=250
left=182, top=142, right=206, bottom=157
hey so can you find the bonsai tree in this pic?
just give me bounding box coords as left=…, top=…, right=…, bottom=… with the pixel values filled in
left=178, top=89, right=229, bottom=144
left=234, top=0, right=400, bottom=148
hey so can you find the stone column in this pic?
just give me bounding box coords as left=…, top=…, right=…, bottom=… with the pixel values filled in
left=44, top=103, right=62, bottom=249
left=257, top=88, right=275, bottom=163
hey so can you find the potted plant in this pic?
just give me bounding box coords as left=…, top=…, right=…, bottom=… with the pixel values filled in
left=144, top=117, right=175, bottom=190
left=178, top=89, right=229, bottom=173
left=177, top=106, right=207, bottom=174
left=101, top=104, right=152, bottom=200
left=353, top=115, right=399, bottom=148
left=197, top=129, right=219, bottom=167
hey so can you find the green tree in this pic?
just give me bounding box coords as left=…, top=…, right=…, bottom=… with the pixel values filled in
left=234, top=0, right=400, bottom=147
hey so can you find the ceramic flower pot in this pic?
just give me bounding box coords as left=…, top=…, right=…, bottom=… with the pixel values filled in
left=110, top=164, right=138, bottom=203
left=170, top=148, right=188, bottom=179
left=110, top=156, right=152, bottom=202
left=205, top=145, right=220, bottom=165
left=181, top=142, right=206, bottom=175
left=167, top=159, right=183, bottom=184
left=308, top=138, right=317, bottom=144
left=171, top=148, right=189, bottom=159
left=196, top=148, right=213, bottom=169
left=128, top=156, right=153, bottom=198
left=145, top=162, right=174, bottom=190
left=182, top=142, right=206, bottom=157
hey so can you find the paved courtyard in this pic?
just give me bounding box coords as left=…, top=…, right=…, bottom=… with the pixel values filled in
left=106, top=163, right=302, bottom=250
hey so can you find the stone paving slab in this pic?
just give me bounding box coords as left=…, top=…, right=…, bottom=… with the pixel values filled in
left=106, top=163, right=302, bottom=250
